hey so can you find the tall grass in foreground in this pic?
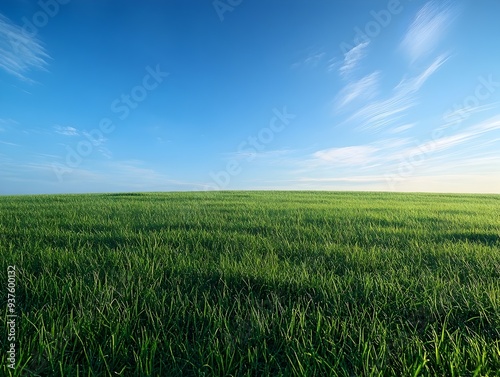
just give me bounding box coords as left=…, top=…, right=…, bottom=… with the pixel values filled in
left=1, top=191, right=499, bottom=376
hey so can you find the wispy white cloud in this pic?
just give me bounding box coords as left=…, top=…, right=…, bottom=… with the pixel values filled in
left=389, top=124, right=415, bottom=134
left=293, top=138, right=410, bottom=173
left=304, top=52, right=325, bottom=67
left=97, top=146, right=112, bottom=159
left=401, top=132, right=474, bottom=158
left=0, top=118, right=17, bottom=125
left=32, top=153, right=62, bottom=159
left=82, top=130, right=107, bottom=145
left=411, top=115, right=500, bottom=158
left=373, top=117, right=500, bottom=166
left=0, top=13, right=50, bottom=82
left=54, top=125, right=79, bottom=136
left=312, top=145, right=379, bottom=165
left=335, top=71, right=379, bottom=109
left=207, top=123, right=499, bottom=191
left=0, top=140, right=20, bottom=146
left=373, top=137, right=413, bottom=150
left=0, top=118, right=19, bottom=132
left=291, top=50, right=326, bottom=70
left=293, top=114, right=500, bottom=191
left=53, top=125, right=112, bottom=159
left=327, top=57, right=339, bottom=73
left=102, top=160, right=208, bottom=190
left=468, top=115, right=500, bottom=133
left=442, top=102, right=500, bottom=126
left=345, top=90, right=412, bottom=132
left=396, top=54, right=449, bottom=94
left=336, top=4, right=454, bottom=133
left=339, top=41, right=369, bottom=78
left=401, top=1, right=455, bottom=63
left=345, top=55, right=448, bottom=132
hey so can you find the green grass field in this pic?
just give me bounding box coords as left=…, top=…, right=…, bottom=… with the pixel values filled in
left=1, top=191, right=499, bottom=376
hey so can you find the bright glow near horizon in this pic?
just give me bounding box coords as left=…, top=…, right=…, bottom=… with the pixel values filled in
left=1, top=0, right=500, bottom=195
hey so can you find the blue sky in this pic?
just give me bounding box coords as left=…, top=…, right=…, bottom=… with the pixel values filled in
left=1, top=0, right=500, bottom=194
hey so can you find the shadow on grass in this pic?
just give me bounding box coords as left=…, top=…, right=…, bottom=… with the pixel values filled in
left=444, top=232, right=500, bottom=246
left=173, top=266, right=500, bottom=340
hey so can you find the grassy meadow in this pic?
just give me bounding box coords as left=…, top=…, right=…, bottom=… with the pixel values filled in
left=1, top=191, right=499, bottom=376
